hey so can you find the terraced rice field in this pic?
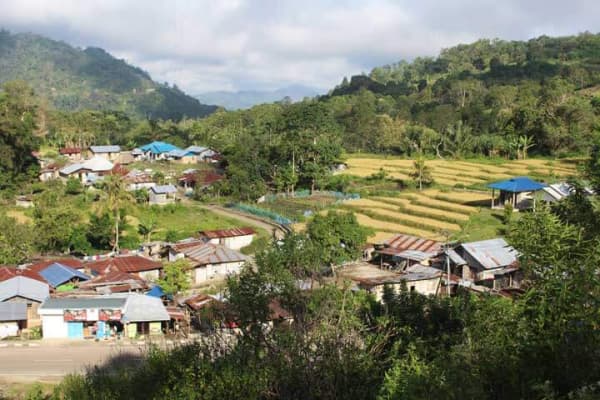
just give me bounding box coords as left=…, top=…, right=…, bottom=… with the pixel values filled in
left=340, top=157, right=579, bottom=187
left=330, top=157, right=581, bottom=242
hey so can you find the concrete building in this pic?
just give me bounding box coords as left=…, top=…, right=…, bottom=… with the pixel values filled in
left=149, top=184, right=178, bottom=205
left=0, top=276, right=49, bottom=328
left=88, top=145, right=121, bottom=161
left=58, top=157, right=114, bottom=184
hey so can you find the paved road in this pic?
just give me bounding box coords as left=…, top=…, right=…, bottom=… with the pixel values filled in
left=0, top=342, right=146, bottom=382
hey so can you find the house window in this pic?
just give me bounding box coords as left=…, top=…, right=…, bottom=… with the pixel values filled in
left=410, top=286, right=416, bottom=292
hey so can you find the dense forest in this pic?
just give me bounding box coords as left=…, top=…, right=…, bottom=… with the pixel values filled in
left=0, top=30, right=217, bottom=120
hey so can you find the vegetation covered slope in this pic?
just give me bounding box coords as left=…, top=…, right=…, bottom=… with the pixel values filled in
left=324, top=33, right=600, bottom=156
left=0, top=30, right=217, bottom=120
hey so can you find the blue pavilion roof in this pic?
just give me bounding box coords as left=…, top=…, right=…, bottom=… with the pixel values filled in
left=487, top=177, right=546, bottom=193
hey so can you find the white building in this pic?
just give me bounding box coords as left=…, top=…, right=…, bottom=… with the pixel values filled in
left=198, top=227, right=256, bottom=251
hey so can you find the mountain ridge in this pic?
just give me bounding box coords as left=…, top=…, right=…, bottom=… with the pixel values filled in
left=0, top=30, right=218, bottom=120
left=196, top=84, right=320, bottom=110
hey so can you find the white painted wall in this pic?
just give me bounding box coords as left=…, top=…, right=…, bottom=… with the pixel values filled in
left=193, top=261, right=245, bottom=284
left=41, top=314, right=68, bottom=339
left=139, top=269, right=160, bottom=281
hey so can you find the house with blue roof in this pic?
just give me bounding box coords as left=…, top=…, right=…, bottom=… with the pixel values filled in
left=137, top=141, right=181, bottom=161
left=488, top=176, right=546, bottom=210
left=39, top=263, right=90, bottom=289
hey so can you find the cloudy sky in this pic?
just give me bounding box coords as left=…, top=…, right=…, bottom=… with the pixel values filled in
left=1, top=0, right=599, bottom=94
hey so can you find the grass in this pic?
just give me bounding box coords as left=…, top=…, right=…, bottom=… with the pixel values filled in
left=453, top=208, right=517, bottom=242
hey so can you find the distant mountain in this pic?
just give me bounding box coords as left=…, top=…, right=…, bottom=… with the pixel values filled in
left=0, top=30, right=218, bottom=120
left=196, top=85, right=321, bottom=110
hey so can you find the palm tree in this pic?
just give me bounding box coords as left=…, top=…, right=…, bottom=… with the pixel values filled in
left=101, top=175, right=133, bottom=253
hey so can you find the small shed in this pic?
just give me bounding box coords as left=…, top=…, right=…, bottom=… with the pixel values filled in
left=488, top=177, right=546, bottom=210
left=0, top=303, right=27, bottom=337
left=149, top=184, right=178, bottom=205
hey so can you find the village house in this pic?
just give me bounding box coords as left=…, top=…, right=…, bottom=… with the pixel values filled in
left=149, top=184, right=178, bottom=205
left=376, top=234, right=442, bottom=268
left=38, top=294, right=170, bottom=339
left=76, top=270, right=149, bottom=294
left=488, top=176, right=546, bottom=210
left=38, top=263, right=90, bottom=289
left=167, top=148, right=198, bottom=164
left=137, top=141, right=181, bottom=161
left=59, top=147, right=83, bottom=161
left=86, top=255, right=163, bottom=281
left=540, top=182, right=594, bottom=203
left=39, top=163, right=60, bottom=182
left=168, top=242, right=248, bottom=285
left=178, top=170, right=224, bottom=194
left=198, top=227, right=256, bottom=251
left=124, top=169, right=156, bottom=191
left=0, top=275, right=50, bottom=329
left=15, top=195, right=34, bottom=208
left=456, top=238, right=521, bottom=290
left=88, top=145, right=121, bottom=161
left=58, top=156, right=114, bottom=184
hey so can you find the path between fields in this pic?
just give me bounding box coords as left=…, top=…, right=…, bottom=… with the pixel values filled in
left=199, top=204, right=288, bottom=240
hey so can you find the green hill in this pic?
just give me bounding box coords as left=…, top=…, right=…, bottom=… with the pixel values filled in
left=0, top=30, right=218, bottom=120
left=325, top=33, right=600, bottom=156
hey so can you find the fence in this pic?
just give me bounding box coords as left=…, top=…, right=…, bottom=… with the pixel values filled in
left=230, top=203, right=293, bottom=225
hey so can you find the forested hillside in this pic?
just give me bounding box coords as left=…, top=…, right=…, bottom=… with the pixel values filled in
left=324, top=33, right=600, bottom=156
left=0, top=30, right=217, bottom=120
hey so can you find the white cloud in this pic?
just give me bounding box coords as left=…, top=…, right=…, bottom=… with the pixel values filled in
left=1, top=0, right=599, bottom=94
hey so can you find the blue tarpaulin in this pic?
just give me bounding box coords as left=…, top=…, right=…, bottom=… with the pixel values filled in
left=487, top=177, right=546, bottom=193
left=39, top=263, right=90, bottom=288
left=146, top=285, right=165, bottom=298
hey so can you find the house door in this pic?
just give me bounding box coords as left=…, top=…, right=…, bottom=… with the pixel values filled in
left=67, top=322, right=84, bottom=339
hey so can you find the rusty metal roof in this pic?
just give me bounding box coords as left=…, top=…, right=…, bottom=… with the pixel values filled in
left=179, top=243, right=248, bottom=266
left=86, top=255, right=162, bottom=274
left=459, top=238, right=518, bottom=270
left=384, top=234, right=442, bottom=253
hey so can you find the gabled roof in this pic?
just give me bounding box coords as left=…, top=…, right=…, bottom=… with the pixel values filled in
left=167, top=149, right=195, bottom=158
left=59, top=163, right=84, bottom=175
left=0, top=276, right=49, bottom=302
left=28, top=258, right=84, bottom=272
left=383, top=234, right=442, bottom=254
left=82, top=157, right=114, bottom=172
left=185, top=145, right=208, bottom=154
left=59, top=147, right=82, bottom=155
left=198, top=227, right=255, bottom=239
left=86, top=255, right=162, bottom=274
left=139, top=141, right=180, bottom=154
left=401, top=264, right=443, bottom=281
left=487, top=177, right=546, bottom=193
left=151, top=184, right=177, bottom=194
left=122, top=294, right=170, bottom=322
left=39, top=263, right=90, bottom=288
left=40, top=296, right=128, bottom=311
left=79, top=270, right=147, bottom=290
left=459, top=238, right=518, bottom=270
left=0, top=266, right=48, bottom=284
left=0, top=303, right=27, bottom=321
left=178, top=243, right=248, bottom=266
left=90, top=145, right=121, bottom=153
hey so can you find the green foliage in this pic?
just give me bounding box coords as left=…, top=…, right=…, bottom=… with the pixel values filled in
left=86, top=212, right=114, bottom=250
left=307, top=211, right=370, bottom=265
left=65, top=177, right=83, bottom=195
left=157, top=259, right=191, bottom=295
left=408, top=156, right=433, bottom=190
left=0, top=213, right=34, bottom=264
left=0, top=30, right=217, bottom=120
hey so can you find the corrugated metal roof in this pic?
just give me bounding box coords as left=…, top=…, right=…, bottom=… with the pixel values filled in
left=167, top=149, right=194, bottom=158
left=139, top=141, right=180, bottom=154
left=199, top=227, right=255, bottom=239
left=488, top=177, right=546, bottom=193
left=40, top=297, right=128, bottom=310
left=39, top=263, right=90, bottom=288
left=0, top=303, right=27, bottom=321
left=393, top=250, right=436, bottom=262
left=86, top=255, right=162, bottom=274
left=59, top=147, right=81, bottom=155
left=402, top=264, right=443, bottom=281
left=122, top=294, right=170, bottom=322
left=459, top=238, right=518, bottom=270
left=179, top=243, right=248, bottom=266
left=90, top=145, right=121, bottom=153
left=82, top=157, right=114, bottom=172
left=59, top=163, right=84, bottom=175
left=185, top=145, right=208, bottom=154
left=384, top=234, right=442, bottom=253
left=151, top=184, right=177, bottom=194
left=0, top=276, right=49, bottom=302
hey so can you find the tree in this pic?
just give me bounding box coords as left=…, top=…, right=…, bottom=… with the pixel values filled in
left=86, top=212, right=114, bottom=250
left=65, top=177, right=83, bottom=195
left=157, top=259, right=191, bottom=295
left=409, top=155, right=433, bottom=190
left=100, top=175, right=133, bottom=252
left=138, top=212, right=158, bottom=242
left=0, top=214, right=34, bottom=264
left=307, top=211, right=370, bottom=267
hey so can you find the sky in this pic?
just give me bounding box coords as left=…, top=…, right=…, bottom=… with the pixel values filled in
left=1, top=0, right=599, bottom=94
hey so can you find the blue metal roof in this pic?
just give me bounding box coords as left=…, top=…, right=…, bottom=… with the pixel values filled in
left=151, top=184, right=177, bottom=194
left=167, top=149, right=195, bottom=158
left=186, top=145, right=208, bottom=154
left=487, top=177, right=546, bottom=193
left=139, top=141, right=181, bottom=154
left=39, top=263, right=90, bottom=288
left=146, top=285, right=165, bottom=298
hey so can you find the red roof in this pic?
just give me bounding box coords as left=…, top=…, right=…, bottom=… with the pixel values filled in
left=86, top=255, right=162, bottom=274
left=185, top=294, right=218, bottom=311
left=59, top=147, right=82, bottom=155
left=171, top=239, right=206, bottom=252
left=0, top=266, right=47, bottom=283
left=198, top=227, right=256, bottom=239
left=383, top=234, right=442, bottom=254
left=28, top=258, right=84, bottom=272
left=111, top=163, right=129, bottom=176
